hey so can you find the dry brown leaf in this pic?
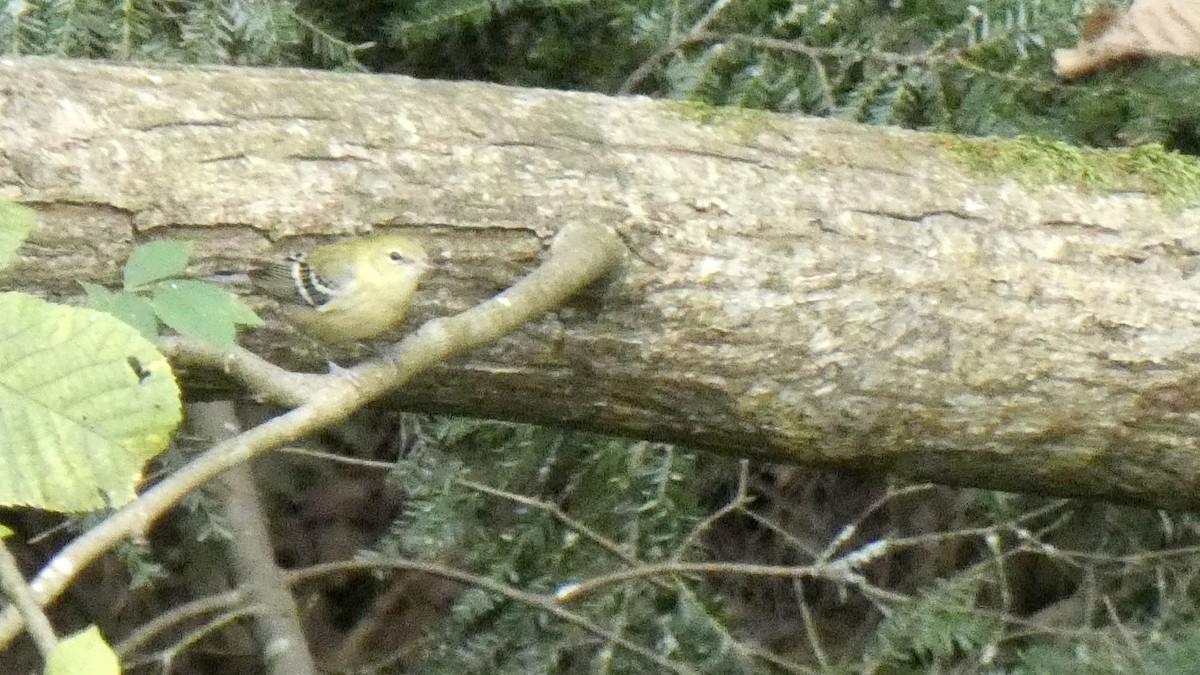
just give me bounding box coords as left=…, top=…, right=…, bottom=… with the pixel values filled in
left=1054, top=0, right=1200, bottom=80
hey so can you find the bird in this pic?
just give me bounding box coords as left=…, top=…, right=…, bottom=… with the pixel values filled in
left=253, top=234, right=430, bottom=343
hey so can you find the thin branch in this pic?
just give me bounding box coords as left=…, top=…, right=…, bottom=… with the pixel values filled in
left=707, top=32, right=944, bottom=66
left=620, top=27, right=944, bottom=94
left=876, top=500, right=1073, bottom=552
left=794, top=579, right=828, bottom=671
left=115, top=589, right=243, bottom=658
left=671, top=458, right=749, bottom=560
left=0, top=537, right=56, bottom=657
left=456, top=477, right=643, bottom=570
left=619, top=0, right=742, bottom=95
left=621, top=24, right=1061, bottom=97
left=692, top=0, right=739, bottom=36
left=276, top=445, right=395, bottom=470
left=816, top=483, right=938, bottom=563
left=555, top=559, right=910, bottom=605
left=126, top=607, right=254, bottom=672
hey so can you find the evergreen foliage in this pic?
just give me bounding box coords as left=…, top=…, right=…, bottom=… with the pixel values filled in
left=0, top=0, right=369, bottom=67
left=867, top=575, right=1001, bottom=666
left=367, top=0, right=1200, bottom=150
left=375, top=421, right=744, bottom=672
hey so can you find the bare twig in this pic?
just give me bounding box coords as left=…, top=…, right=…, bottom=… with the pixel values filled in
left=671, top=459, right=750, bottom=560
left=124, top=608, right=254, bottom=672
left=555, top=559, right=909, bottom=605
left=0, top=538, right=57, bottom=657
left=115, top=589, right=243, bottom=658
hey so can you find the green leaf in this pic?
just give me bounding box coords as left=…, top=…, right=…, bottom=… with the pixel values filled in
left=81, top=283, right=160, bottom=341
left=149, top=279, right=262, bottom=350
left=0, top=292, right=181, bottom=512
left=0, top=202, right=36, bottom=270
left=45, top=626, right=121, bottom=675
left=123, top=240, right=191, bottom=290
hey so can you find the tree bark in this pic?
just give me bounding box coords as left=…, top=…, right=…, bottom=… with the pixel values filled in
left=3, top=57, right=1200, bottom=508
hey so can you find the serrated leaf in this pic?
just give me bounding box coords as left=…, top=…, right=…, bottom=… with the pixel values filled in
left=45, top=626, right=120, bottom=675
left=0, top=292, right=181, bottom=512
left=123, top=240, right=191, bottom=290
left=150, top=279, right=261, bottom=350
left=0, top=202, right=36, bottom=270
left=81, top=283, right=160, bottom=341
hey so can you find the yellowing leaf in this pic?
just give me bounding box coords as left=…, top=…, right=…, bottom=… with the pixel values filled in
left=45, top=626, right=120, bottom=675
left=0, top=293, right=181, bottom=512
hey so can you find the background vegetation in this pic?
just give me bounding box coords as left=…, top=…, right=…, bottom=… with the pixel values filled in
left=5, top=0, right=1200, bottom=673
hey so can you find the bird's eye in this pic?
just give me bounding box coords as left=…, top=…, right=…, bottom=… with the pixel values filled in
left=388, top=251, right=408, bottom=263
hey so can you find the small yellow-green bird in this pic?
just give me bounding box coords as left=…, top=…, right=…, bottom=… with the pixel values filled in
left=254, top=234, right=430, bottom=343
